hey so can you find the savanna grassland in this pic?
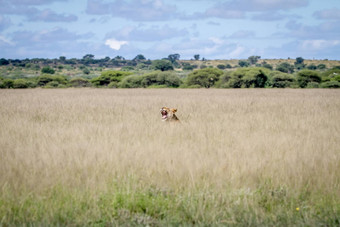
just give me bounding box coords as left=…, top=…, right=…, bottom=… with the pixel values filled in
left=0, top=88, right=339, bottom=226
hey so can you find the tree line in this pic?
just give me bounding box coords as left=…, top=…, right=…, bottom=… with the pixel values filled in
left=0, top=55, right=339, bottom=89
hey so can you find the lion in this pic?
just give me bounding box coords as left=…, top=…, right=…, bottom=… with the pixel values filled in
left=160, top=107, right=179, bottom=122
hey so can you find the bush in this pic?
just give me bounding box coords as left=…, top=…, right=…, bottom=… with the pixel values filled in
left=228, top=68, right=269, bottom=88
left=182, top=63, right=197, bottom=70
left=151, top=60, right=173, bottom=71
left=262, top=62, right=273, bottom=70
left=321, top=68, right=340, bottom=82
left=13, top=79, right=30, bottom=88
left=217, top=64, right=226, bottom=70
left=91, top=71, right=131, bottom=87
left=317, top=64, right=326, bottom=70
left=37, top=75, right=68, bottom=87
left=297, top=70, right=321, bottom=88
left=186, top=68, right=224, bottom=88
left=276, top=62, right=294, bottom=73
left=320, top=81, right=340, bottom=88
left=238, top=60, right=249, bottom=67
left=119, top=75, right=143, bottom=88
left=269, top=71, right=296, bottom=88
left=41, top=67, right=55, bottom=74
left=307, top=64, right=317, bottom=70
left=70, top=77, right=90, bottom=87
left=0, top=79, right=14, bottom=88
left=306, top=82, right=320, bottom=88
left=44, top=81, right=60, bottom=88
left=108, top=81, right=119, bottom=88
left=83, top=68, right=90, bottom=74
left=119, top=71, right=182, bottom=88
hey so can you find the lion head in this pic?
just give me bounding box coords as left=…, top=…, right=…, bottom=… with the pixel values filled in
left=160, top=107, right=179, bottom=122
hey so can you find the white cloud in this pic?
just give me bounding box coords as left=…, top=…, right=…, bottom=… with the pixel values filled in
left=228, top=45, right=246, bottom=58
left=0, top=35, right=15, bottom=46
left=106, top=25, right=188, bottom=42
left=105, top=39, right=128, bottom=50
left=301, top=40, right=340, bottom=50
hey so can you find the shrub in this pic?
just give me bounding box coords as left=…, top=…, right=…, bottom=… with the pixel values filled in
left=45, top=81, right=60, bottom=88
left=321, top=68, right=340, bottom=82
left=306, top=82, right=320, bottom=88
left=182, top=63, right=197, bottom=70
left=83, top=68, right=90, bottom=74
left=119, top=75, right=143, bottom=88
left=320, top=81, right=340, bottom=88
left=70, top=77, right=90, bottom=87
left=276, top=62, right=294, bottom=73
left=317, top=64, right=326, bottom=70
left=37, top=75, right=68, bottom=87
left=217, top=64, right=226, bottom=70
left=297, top=70, right=321, bottom=88
left=41, top=67, right=55, bottom=74
left=119, top=71, right=182, bottom=88
left=186, top=68, right=223, bottom=88
left=0, top=79, right=14, bottom=88
left=262, top=62, right=273, bottom=70
left=238, top=60, right=249, bottom=67
left=13, top=79, right=29, bottom=88
left=151, top=60, right=173, bottom=71
left=108, top=81, right=119, bottom=88
left=270, top=71, right=296, bottom=88
left=307, top=64, right=317, bottom=70
left=228, top=68, right=269, bottom=88
left=121, top=66, right=135, bottom=71
left=91, top=71, right=131, bottom=87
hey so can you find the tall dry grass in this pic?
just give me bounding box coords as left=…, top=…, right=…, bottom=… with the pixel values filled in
left=0, top=88, right=339, bottom=225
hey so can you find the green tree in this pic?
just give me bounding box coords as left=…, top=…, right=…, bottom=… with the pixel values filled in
left=83, top=54, right=94, bottom=59
left=295, top=57, right=304, bottom=65
left=83, top=68, right=90, bottom=74
left=194, top=54, right=200, bottom=60
left=248, top=56, right=261, bottom=65
left=13, top=79, right=29, bottom=88
left=261, top=62, right=273, bottom=70
left=0, top=79, right=14, bottom=88
left=217, top=64, right=226, bottom=70
left=307, top=64, right=317, bottom=70
left=228, top=68, right=268, bottom=88
left=41, top=67, right=55, bottom=74
left=238, top=60, right=249, bottom=67
left=317, top=64, right=326, bottom=70
left=37, top=75, right=68, bottom=87
left=133, top=54, right=146, bottom=61
left=269, top=71, right=295, bottom=88
left=151, top=60, right=174, bottom=71
left=59, top=56, right=66, bottom=62
left=0, top=58, right=10, bottom=65
left=186, top=68, right=223, bottom=88
left=91, top=70, right=131, bottom=87
left=276, top=62, right=294, bottom=74
left=167, top=54, right=180, bottom=63
left=297, top=70, right=321, bottom=88
left=294, top=57, right=305, bottom=70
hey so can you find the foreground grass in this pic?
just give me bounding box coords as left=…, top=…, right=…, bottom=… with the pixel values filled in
left=0, top=89, right=339, bottom=225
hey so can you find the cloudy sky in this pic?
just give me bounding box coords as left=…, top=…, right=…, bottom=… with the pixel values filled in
left=1, top=0, right=339, bottom=60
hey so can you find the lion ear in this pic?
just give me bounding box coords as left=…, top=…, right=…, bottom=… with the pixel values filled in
left=172, top=108, right=177, bottom=113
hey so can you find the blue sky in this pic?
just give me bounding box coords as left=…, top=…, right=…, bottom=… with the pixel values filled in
left=0, top=0, right=339, bottom=60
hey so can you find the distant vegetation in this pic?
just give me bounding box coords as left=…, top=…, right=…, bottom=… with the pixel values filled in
left=1, top=54, right=339, bottom=89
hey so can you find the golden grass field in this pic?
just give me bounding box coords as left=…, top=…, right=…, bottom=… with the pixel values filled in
left=0, top=88, right=339, bottom=225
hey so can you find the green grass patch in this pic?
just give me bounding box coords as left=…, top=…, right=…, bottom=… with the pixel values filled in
left=1, top=180, right=339, bottom=226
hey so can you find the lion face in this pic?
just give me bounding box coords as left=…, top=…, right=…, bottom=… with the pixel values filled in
left=160, top=107, right=179, bottom=121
